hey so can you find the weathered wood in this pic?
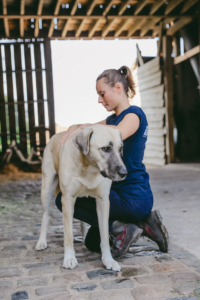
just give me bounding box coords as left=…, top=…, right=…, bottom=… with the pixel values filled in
left=24, top=43, right=35, bottom=147
left=143, top=107, right=166, bottom=116
left=157, top=21, right=163, bottom=56
left=114, top=18, right=132, bottom=37
left=102, top=0, right=115, bottom=16
left=141, top=98, right=164, bottom=108
left=2, top=0, right=7, bottom=14
left=87, top=0, right=97, bottom=16
left=140, top=17, right=162, bottom=37
left=134, top=0, right=149, bottom=15
left=148, top=128, right=164, bottom=137
left=44, top=38, right=55, bottom=137
left=181, top=0, right=198, bottom=13
left=34, top=18, right=39, bottom=37
left=54, top=0, right=62, bottom=15
left=167, top=18, right=192, bottom=36
left=88, top=19, right=102, bottom=37
left=136, top=56, right=160, bottom=76
left=148, top=121, right=164, bottom=129
left=37, top=0, right=44, bottom=15
left=137, top=70, right=162, bottom=86
left=102, top=18, right=116, bottom=37
left=14, top=43, right=27, bottom=154
left=127, top=19, right=146, bottom=37
left=5, top=44, right=16, bottom=141
left=20, top=0, right=25, bottom=15
left=146, top=113, right=164, bottom=122
left=165, top=0, right=184, bottom=15
left=62, top=19, right=70, bottom=37
left=136, top=71, right=162, bottom=91
left=163, top=35, right=175, bottom=163
left=144, top=149, right=165, bottom=159
left=48, top=18, right=54, bottom=38
left=136, top=44, right=144, bottom=66
left=118, top=0, right=132, bottom=16
left=133, top=62, right=160, bottom=80
left=0, top=46, right=7, bottom=153
left=4, top=18, right=9, bottom=37
left=146, top=136, right=164, bottom=146
left=34, top=43, right=46, bottom=150
left=138, top=84, right=164, bottom=99
left=150, top=0, right=166, bottom=15
left=174, top=45, right=200, bottom=65
left=20, top=18, right=24, bottom=37
left=71, top=0, right=79, bottom=16
left=75, top=19, right=87, bottom=38
left=143, top=157, right=165, bottom=166
left=145, top=143, right=165, bottom=151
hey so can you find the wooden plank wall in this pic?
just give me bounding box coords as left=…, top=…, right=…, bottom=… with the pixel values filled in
left=0, top=38, right=55, bottom=158
left=132, top=56, right=166, bottom=166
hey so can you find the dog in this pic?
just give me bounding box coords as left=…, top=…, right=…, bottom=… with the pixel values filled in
left=35, top=124, right=127, bottom=271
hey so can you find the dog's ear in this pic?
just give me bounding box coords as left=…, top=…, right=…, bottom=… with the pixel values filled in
left=73, top=127, right=93, bottom=155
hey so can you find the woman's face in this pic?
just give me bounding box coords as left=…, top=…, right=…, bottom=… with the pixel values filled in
left=96, top=78, right=120, bottom=111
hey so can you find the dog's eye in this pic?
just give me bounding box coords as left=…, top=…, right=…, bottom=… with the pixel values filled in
left=102, top=147, right=111, bottom=153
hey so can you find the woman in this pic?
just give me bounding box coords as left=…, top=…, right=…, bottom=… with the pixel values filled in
left=56, top=65, right=169, bottom=259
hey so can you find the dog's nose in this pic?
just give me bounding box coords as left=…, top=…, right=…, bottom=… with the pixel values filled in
left=118, top=167, right=127, bottom=178
left=100, top=171, right=108, bottom=178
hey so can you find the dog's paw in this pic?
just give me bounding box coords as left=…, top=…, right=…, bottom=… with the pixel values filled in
left=35, top=240, right=47, bottom=251
left=103, top=258, right=121, bottom=272
left=63, top=256, right=78, bottom=269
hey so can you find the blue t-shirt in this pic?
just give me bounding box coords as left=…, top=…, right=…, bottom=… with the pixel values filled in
left=106, top=105, right=152, bottom=200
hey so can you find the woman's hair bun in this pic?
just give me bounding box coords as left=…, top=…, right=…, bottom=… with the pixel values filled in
left=118, top=66, right=127, bottom=77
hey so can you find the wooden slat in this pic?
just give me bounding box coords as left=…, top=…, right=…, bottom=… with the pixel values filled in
left=127, top=19, right=146, bottom=37
left=20, top=0, right=25, bottom=15
left=102, top=18, right=116, bottom=37
left=34, top=18, right=39, bottom=37
left=34, top=43, right=46, bottom=150
left=102, top=0, right=115, bottom=16
left=114, top=18, right=131, bottom=37
left=48, top=18, right=54, bottom=38
left=137, top=70, right=161, bottom=86
left=87, top=0, right=97, bottom=16
left=143, top=157, right=165, bottom=166
left=146, top=113, right=164, bottom=122
left=0, top=46, right=7, bottom=153
left=62, top=19, right=70, bottom=37
left=88, top=18, right=102, bottom=37
left=167, top=18, right=192, bottom=36
left=54, top=0, right=62, bottom=15
left=148, top=128, right=164, bottom=137
left=118, top=0, right=132, bottom=16
left=136, top=56, right=160, bottom=76
left=148, top=121, right=163, bottom=129
left=181, top=0, right=198, bottom=13
left=174, top=45, right=200, bottom=65
left=150, top=0, right=166, bottom=15
left=143, top=106, right=166, bottom=116
left=44, top=38, right=55, bottom=137
left=140, top=17, right=162, bottom=37
left=14, top=44, right=27, bottom=154
left=157, top=21, right=163, bottom=56
left=134, top=0, right=149, bottom=15
left=20, top=18, right=24, bottom=37
left=4, top=44, right=16, bottom=141
left=4, top=18, right=9, bottom=37
left=71, top=0, right=79, bottom=16
left=24, top=43, right=35, bottom=147
left=133, top=61, right=160, bottom=79
left=136, top=43, right=144, bottom=66
left=138, top=84, right=164, bottom=99
left=141, top=98, right=164, bottom=108
left=2, top=0, right=7, bottom=14
left=75, top=19, right=87, bottom=38
left=137, top=71, right=162, bottom=91
left=165, top=0, right=184, bottom=15
left=37, top=0, right=44, bottom=15
left=146, top=143, right=165, bottom=151
left=144, top=149, right=165, bottom=158
left=146, top=136, right=164, bottom=146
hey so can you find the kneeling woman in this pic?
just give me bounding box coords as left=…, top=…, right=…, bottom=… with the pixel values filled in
left=56, top=65, right=169, bottom=258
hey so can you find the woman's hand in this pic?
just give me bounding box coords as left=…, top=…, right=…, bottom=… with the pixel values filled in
left=59, top=123, right=92, bottom=145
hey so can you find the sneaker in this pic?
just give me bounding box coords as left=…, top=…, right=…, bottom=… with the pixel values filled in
left=138, top=210, right=169, bottom=253
left=110, top=221, right=143, bottom=259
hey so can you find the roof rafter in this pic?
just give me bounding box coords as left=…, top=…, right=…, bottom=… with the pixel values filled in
left=140, top=17, right=162, bottom=37
left=54, top=0, right=62, bottom=15
left=181, top=0, right=198, bottom=14
left=87, top=0, right=97, bottom=16
left=37, top=0, right=44, bottom=15
left=102, top=18, right=116, bottom=37
left=48, top=1, right=62, bottom=38
left=62, top=19, right=70, bottom=37
left=134, top=0, right=149, bottom=15
left=127, top=18, right=146, bottom=37
left=88, top=18, right=102, bottom=37
left=75, top=18, right=87, bottom=37
left=114, top=18, right=132, bottom=37
left=20, top=0, right=25, bottom=37
left=165, top=0, right=184, bottom=15
left=2, top=0, right=9, bottom=37
left=2, top=0, right=7, bottom=14
left=167, top=17, right=192, bottom=35
left=150, top=0, right=166, bottom=15
left=118, top=0, right=132, bottom=16
left=34, top=18, right=39, bottom=37
left=71, top=0, right=79, bottom=16
left=102, top=0, right=115, bottom=16
left=20, top=0, right=25, bottom=15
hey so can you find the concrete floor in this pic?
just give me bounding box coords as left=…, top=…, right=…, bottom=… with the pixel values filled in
left=147, top=163, right=200, bottom=259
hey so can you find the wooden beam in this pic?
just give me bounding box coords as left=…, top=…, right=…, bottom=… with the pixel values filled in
left=102, top=0, right=115, bottom=16
left=102, top=18, right=116, bottom=37
left=48, top=18, right=54, bottom=37
left=20, top=18, right=24, bottom=37
left=118, top=0, right=132, bottom=16
left=71, top=0, right=79, bottom=16
left=140, top=17, right=162, bottom=37
left=165, top=0, right=184, bottom=15
left=167, top=17, right=192, bottom=36
left=136, top=44, right=144, bottom=66
left=88, top=18, right=102, bottom=37
left=34, top=18, right=39, bottom=37
left=87, top=0, right=97, bottom=16
left=174, top=45, right=200, bottom=64
left=114, top=18, right=132, bottom=37
left=20, top=0, right=25, bottom=15
left=181, top=0, right=198, bottom=13
left=37, top=0, right=44, bottom=15
left=61, top=19, right=70, bottom=37
left=54, top=0, right=62, bottom=15
left=127, top=18, right=146, bottom=37
left=157, top=21, right=163, bottom=56
left=2, top=0, right=7, bottom=15
left=134, top=0, right=149, bottom=15
left=75, top=19, right=87, bottom=37
left=4, top=18, right=9, bottom=37
left=150, top=0, right=166, bottom=15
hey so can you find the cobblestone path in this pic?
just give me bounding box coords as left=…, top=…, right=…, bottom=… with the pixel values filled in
left=0, top=178, right=200, bottom=300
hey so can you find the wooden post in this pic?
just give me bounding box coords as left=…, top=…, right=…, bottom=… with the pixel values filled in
left=0, top=46, right=7, bottom=153
left=163, top=35, right=175, bottom=163
left=44, top=38, right=55, bottom=137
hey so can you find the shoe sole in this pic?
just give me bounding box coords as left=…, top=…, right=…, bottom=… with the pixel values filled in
left=154, top=210, right=169, bottom=253
left=112, top=227, right=143, bottom=260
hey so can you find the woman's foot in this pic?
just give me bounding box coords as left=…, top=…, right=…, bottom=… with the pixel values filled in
left=138, top=210, right=169, bottom=253
left=110, top=222, right=143, bottom=259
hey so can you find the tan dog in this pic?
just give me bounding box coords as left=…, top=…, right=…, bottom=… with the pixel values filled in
left=35, top=125, right=127, bottom=271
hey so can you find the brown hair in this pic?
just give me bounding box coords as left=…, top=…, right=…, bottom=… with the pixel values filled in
left=96, top=66, right=136, bottom=99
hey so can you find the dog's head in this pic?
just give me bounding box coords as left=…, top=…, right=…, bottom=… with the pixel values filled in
left=73, top=125, right=127, bottom=181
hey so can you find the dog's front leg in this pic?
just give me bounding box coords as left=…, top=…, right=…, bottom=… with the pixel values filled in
left=96, top=198, right=121, bottom=272
left=61, top=193, right=78, bottom=269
